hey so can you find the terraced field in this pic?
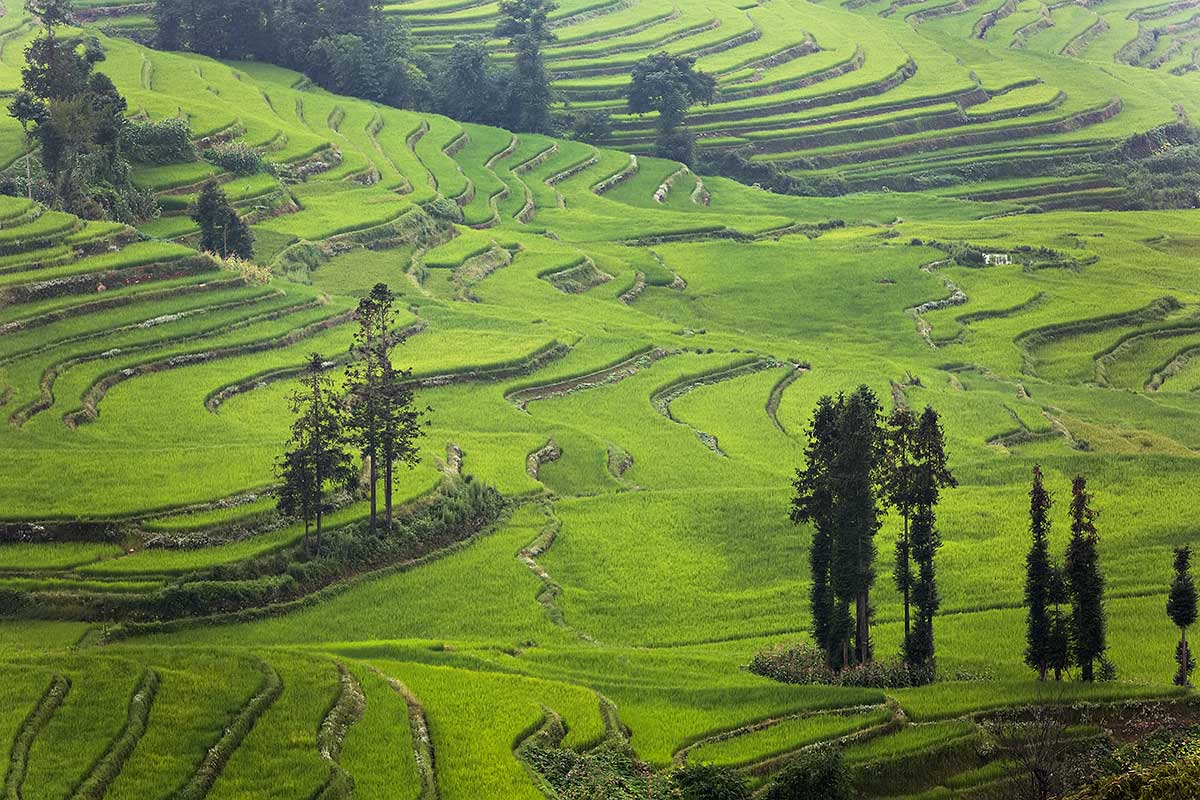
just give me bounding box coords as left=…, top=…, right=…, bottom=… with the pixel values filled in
left=72, top=0, right=1200, bottom=208
left=0, top=0, right=1196, bottom=796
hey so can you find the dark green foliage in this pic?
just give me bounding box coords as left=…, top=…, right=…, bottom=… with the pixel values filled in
left=1168, top=546, right=1197, bottom=686
left=495, top=0, right=557, bottom=133
left=792, top=395, right=838, bottom=664
left=627, top=52, right=716, bottom=165
left=202, top=142, right=269, bottom=176
left=1026, top=465, right=1054, bottom=680
left=8, top=2, right=156, bottom=221
left=697, top=149, right=832, bottom=196
left=192, top=181, right=255, bottom=260
left=434, top=41, right=509, bottom=127
left=568, top=110, right=613, bottom=144
left=668, top=763, right=750, bottom=800
left=1047, top=563, right=1073, bottom=681
left=764, top=746, right=852, bottom=800
left=153, top=0, right=431, bottom=109
left=276, top=353, right=356, bottom=553
left=904, top=406, right=955, bottom=674
left=885, top=408, right=917, bottom=650
left=1065, top=476, right=1106, bottom=682
left=122, top=117, right=197, bottom=164
left=792, top=388, right=884, bottom=668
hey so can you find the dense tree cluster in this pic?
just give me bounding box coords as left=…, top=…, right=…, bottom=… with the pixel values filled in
left=7, top=0, right=156, bottom=220
left=277, top=283, right=425, bottom=550
left=151, top=0, right=558, bottom=133
left=792, top=388, right=954, bottom=679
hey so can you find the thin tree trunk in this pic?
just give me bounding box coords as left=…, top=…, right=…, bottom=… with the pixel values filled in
left=856, top=592, right=870, bottom=664
left=384, top=451, right=393, bottom=531
left=902, top=511, right=910, bottom=643
left=24, top=140, right=31, bottom=201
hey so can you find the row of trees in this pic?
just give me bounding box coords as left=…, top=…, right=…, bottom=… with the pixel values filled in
left=152, top=0, right=560, bottom=135
left=7, top=0, right=156, bottom=220
left=791, top=387, right=955, bottom=678
left=277, top=283, right=424, bottom=552
left=1024, top=469, right=1109, bottom=682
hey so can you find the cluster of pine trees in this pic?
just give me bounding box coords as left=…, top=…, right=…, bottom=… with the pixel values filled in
left=792, top=387, right=955, bottom=680
left=276, top=283, right=425, bottom=552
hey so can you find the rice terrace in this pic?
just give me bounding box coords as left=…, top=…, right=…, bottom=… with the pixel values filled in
left=0, top=0, right=1198, bottom=795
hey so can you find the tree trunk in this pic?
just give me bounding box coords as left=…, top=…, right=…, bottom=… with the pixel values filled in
left=368, top=452, right=377, bottom=532
left=1081, top=658, right=1093, bottom=682
left=384, top=452, right=393, bottom=531
left=856, top=591, right=870, bottom=664
left=24, top=141, right=31, bottom=201
left=902, top=511, right=910, bottom=644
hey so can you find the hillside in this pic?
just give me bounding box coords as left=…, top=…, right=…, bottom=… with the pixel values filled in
left=0, top=0, right=1197, bottom=797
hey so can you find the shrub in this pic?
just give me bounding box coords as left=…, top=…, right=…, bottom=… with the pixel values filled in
left=123, top=118, right=198, bottom=164
left=424, top=196, right=464, bottom=223
left=203, top=142, right=269, bottom=175
left=764, top=746, right=851, bottom=800
left=668, top=763, right=750, bottom=800
left=749, top=642, right=933, bottom=688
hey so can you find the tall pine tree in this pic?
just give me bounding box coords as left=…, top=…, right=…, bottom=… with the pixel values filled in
left=792, top=396, right=839, bottom=665
left=904, top=406, right=956, bottom=673
left=1025, top=466, right=1054, bottom=681
left=884, top=407, right=918, bottom=649
left=495, top=0, right=556, bottom=133
left=834, top=387, right=884, bottom=666
left=1168, top=545, right=1197, bottom=686
left=1064, top=476, right=1106, bottom=682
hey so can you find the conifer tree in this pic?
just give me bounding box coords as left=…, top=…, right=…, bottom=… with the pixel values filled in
left=345, top=284, right=425, bottom=532
left=834, top=386, right=884, bottom=666
left=792, top=396, right=839, bottom=664
left=344, top=292, right=386, bottom=532
left=193, top=181, right=254, bottom=260
left=884, top=407, right=917, bottom=648
left=1168, top=545, right=1197, bottom=686
left=1047, top=562, right=1072, bottom=681
left=904, top=407, right=956, bottom=673
left=793, top=388, right=884, bottom=669
left=1064, top=476, right=1106, bottom=682
left=1025, top=466, right=1054, bottom=681
left=276, top=354, right=354, bottom=554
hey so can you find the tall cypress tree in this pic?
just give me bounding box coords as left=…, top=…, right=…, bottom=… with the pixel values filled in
left=904, top=407, right=956, bottom=673
left=884, top=407, right=918, bottom=649
left=1168, top=545, right=1197, bottom=686
left=834, top=387, right=884, bottom=666
left=1064, top=476, right=1106, bottom=682
left=1047, top=562, right=1072, bottom=681
left=792, top=396, right=839, bottom=664
left=1025, top=466, right=1054, bottom=681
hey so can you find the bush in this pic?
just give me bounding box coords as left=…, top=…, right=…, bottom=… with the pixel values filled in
left=123, top=118, right=198, bottom=164
left=203, top=142, right=269, bottom=175
left=764, top=747, right=851, bottom=800
left=568, top=111, right=612, bottom=144
left=749, top=642, right=933, bottom=688
left=669, top=764, right=750, bottom=800
left=424, top=196, right=464, bottom=223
